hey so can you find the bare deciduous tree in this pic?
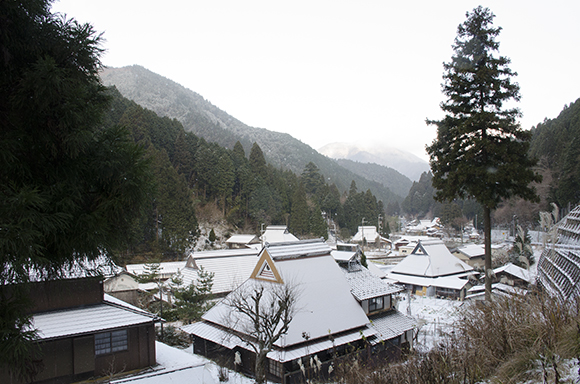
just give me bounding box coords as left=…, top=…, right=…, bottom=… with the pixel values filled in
left=223, top=280, right=299, bottom=384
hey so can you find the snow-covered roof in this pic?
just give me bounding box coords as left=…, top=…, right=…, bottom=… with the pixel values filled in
left=352, top=226, right=379, bottom=242
left=178, top=257, right=258, bottom=296
left=225, top=234, right=259, bottom=245
left=494, top=262, right=531, bottom=283
left=126, top=261, right=187, bottom=278
left=368, top=310, right=416, bottom=342
left=31, top=302, right=157, bottom=341
left=456, top=244, right=485, bottom=258
left=390, top=239, right=473, bottom=278
left=200, top=241, right=369, bottom=348
left=182, top=320, right=376, bottom=364
left=265, top=239, right=332, bottom=260
left=260, top=225, right=299, bottom=243
left=467, top=282, right=526, bottom=296
left=367, top=261, right=388, bottom=279
left=340, top=264, right=403, bottom=301
left=387, top=273, right=470, bottom=290
left=331, top=250, right=357, bottom=262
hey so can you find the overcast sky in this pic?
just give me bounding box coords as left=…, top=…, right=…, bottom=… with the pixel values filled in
left=53, top=0, right=580, bottom=161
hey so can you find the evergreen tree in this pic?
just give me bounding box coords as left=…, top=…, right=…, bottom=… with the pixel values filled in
left=426, top=6, right=541, bottom=300
left=289, top=183, right=309, bottom=236
left=249, top=142, right=268, bottom=180
left=0, top=2, right=152, bottom=379
left=301, top=162, right=325, bottom=200
left=170, top=266, right=214, bottom=324
left=555, top=136, right=580, bottom=208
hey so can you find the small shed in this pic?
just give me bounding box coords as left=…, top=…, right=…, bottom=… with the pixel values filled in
left=225, top=234, right=260, bottom=249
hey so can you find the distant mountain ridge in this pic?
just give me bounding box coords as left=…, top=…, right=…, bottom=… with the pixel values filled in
left=318, top=142, right=430, bottom=181
left=100, top=65, right=407, bottom=201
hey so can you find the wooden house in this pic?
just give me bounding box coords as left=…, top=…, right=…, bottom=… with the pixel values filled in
left=182, top=239, right=414, bottom=384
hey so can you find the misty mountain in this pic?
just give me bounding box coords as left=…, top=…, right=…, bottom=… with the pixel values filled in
left=318, top=142, right=430, bottom=181
left=333, top=159, right=413, bottom=198
left=100, top=65, right=402, bottom=204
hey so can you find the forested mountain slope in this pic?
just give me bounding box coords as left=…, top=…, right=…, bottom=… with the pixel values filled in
left=529, top=98, right=580, bottom=209
left=103, top=87, right=390, bottom=260
left=334, top=159, right=412, bottom=198
left=100, top=65, right=400, bottom=205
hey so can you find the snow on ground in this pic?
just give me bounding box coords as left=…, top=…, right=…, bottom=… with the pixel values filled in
left=397, top=294, right=464, bottom=351
left=111, top=341, right=257, bottom=384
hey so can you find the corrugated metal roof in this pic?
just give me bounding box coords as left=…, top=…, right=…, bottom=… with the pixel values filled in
left=265, top=239, right=332, bottom=260
left=32, top=303, right=156, bottom=340
left=188, top=248, right=259, bottom=260
left=179, top=253, right=257, bottom=295
left=368, top=310, right=416, bottom=342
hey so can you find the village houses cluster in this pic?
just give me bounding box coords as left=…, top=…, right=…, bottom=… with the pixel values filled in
left=8, top=205, right=579, bottom=384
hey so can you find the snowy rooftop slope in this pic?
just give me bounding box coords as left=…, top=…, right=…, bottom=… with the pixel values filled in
left=225, top=234, right=259, bottom=245
left=352, top=226, right=379, bottom=242
left=261, top=225, right=299, bottom=243
left=390, top=239, right=473, bottom=278
left=126, top=261, right=187, bottom=278
left=178, top=255, right=258, bottom=295
left=341, top=264, right=403, bottom=301
left=265, top=239, right=332, bottom=260
left=32, top=303, right=156, bottom=340
left=387, top=273, right=470, bottom=290
left=457, top=244, right=485, bottom=258
left=183, top=320, right=375, bottom=364
left=494, top=262, right=531, bottom=282
left=202, top=250, right=369, bottom=347
left=331, top=250, right=357, bottom=262
left=368, top=310, right=416, bottom=342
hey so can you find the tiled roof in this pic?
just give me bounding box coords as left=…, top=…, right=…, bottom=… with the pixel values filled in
left=341, top=264, right=403, bottom=301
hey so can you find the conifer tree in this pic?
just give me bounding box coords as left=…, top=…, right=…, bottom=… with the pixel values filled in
left=426, top=6, right=541, bottom=300
left=0, top=1, right=151, bottom=378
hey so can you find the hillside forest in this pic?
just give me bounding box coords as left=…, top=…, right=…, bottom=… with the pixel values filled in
left=106, top=79, right=580, bottom=264
left=105, top=88, right=386, bottom=262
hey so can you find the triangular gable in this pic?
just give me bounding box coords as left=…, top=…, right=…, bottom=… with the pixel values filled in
left=250, top=248, right=284, bottom=284
left=411, top=242, right=427, bottom=255
left=185, top=255, right=199, bottom=270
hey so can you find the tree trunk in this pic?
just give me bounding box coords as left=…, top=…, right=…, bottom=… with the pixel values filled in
left=484, top=205, right=492, bottom=302
left=255, top=350, right=267, bottom=384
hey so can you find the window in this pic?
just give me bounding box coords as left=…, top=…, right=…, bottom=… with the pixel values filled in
left=269, top=359, right=283, bottom=378
left=95, top=330, right=128, bottom=355
left=368, top=297, right=384, bottom=312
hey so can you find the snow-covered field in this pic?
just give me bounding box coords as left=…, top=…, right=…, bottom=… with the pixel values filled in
left=397, top=295, right=463, bottom=351
left=111, top=341, right=256, bottom=384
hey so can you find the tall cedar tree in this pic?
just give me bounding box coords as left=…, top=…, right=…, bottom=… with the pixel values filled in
left=0, top=0, right=151, bottom=379
left=426, top=6, right=541, bottom=301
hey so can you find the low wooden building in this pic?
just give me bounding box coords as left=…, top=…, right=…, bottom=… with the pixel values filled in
left=1, top=261, right=158, bottom=384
